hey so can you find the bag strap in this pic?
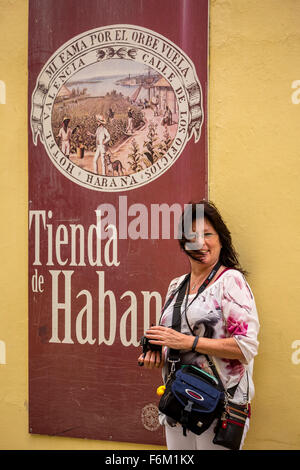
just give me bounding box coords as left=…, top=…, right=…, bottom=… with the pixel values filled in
left=158, top=273, right=190, bottom=325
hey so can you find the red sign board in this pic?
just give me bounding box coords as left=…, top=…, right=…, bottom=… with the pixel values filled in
left=28, top=0, right=208, bottom=444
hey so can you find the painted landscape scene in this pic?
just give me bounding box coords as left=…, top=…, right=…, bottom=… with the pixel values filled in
left=52, top=59, right=179, bottom=176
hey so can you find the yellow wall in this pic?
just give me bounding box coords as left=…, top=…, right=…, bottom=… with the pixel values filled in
left=0, top=0, right=299, bottom=450
left=209, top=0, right=300, bottom=450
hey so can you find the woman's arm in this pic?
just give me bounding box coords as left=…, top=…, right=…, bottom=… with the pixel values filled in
left=145, top=326, right=246, bottom=362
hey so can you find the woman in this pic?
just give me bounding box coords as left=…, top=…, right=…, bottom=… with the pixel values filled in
left=138, top=201, right=259, bottom=450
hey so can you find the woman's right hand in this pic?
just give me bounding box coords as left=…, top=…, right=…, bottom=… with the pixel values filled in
left=138, top=350, right=164, bottom=369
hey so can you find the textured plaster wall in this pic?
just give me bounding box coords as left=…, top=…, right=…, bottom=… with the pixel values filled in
left=209, top=0, right=300, bottom=450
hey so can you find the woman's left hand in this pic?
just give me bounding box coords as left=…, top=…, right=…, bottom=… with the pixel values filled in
left=145, top=326, right=192, bottom=351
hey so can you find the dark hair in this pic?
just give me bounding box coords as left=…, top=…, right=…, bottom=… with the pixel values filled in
left=178, top=200, right=247, bottom=276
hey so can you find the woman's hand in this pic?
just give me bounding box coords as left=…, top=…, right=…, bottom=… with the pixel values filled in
left=138, top=349, right=164, bottom=369
left=145, top=326, right=193, bottom=351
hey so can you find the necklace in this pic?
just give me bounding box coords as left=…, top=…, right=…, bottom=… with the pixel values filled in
left=190, top=268, right=216, bottom=291
left=190, top=277, right=204, bottom=291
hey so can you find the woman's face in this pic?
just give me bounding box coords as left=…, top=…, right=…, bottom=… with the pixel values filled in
left=190, top=217, right=222, bottom=265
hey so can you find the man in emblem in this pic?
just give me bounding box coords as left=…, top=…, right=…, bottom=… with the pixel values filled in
left=57, top=117, right=73, bottom=158
left=88, top=114, right=111, bottom=175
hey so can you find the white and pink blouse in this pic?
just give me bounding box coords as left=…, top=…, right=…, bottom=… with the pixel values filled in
left=160, top=269, right=260, bottom=404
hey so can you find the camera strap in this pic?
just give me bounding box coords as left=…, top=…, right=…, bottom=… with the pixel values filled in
left=167, top=262, right=222, bottom=371
left=159, top=261, right=222, bottom=325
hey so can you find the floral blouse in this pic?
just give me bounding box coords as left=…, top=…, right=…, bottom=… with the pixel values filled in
left=160, top=269, right=260, bottom=404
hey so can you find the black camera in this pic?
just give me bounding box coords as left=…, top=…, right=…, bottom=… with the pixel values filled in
left=138, top=335, right=162, bottom=366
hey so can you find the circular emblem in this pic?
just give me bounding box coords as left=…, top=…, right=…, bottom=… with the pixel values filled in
left=141, top=403, right=160, bottom=431
left=31, top=24, right=203, bottom=191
